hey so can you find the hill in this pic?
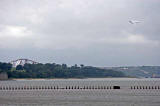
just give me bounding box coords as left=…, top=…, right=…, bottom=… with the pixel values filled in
left=0, top=62, right=125, bottom=78
left=103, top=66, right=160, bottom=78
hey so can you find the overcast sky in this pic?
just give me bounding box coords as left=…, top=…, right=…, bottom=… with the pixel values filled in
left=0, top=0, right=160, bottom=66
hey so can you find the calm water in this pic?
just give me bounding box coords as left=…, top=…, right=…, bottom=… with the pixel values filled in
left=0, top=78, right=160, bottom=106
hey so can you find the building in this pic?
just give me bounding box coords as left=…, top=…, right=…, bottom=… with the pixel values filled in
left=0, top=72, right=8, bottom=80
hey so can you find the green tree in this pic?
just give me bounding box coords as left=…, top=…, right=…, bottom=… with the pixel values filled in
left=16, top=65, right=23, bottom=70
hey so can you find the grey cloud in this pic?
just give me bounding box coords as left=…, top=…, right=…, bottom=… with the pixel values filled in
left=0, top=0, right=160, bottom=66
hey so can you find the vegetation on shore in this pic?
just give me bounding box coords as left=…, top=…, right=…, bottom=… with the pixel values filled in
left=107, top=66, right=160, bottom=78
left=0, top=62, right=125, bottom=78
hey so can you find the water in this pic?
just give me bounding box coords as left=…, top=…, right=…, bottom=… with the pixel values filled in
left=0, top=78, right=160, bottom=106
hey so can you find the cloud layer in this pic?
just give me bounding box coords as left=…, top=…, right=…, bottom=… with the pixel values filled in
left=0, top=0, right=160, bottom=66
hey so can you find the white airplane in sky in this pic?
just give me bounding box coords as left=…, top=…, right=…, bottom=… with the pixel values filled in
left=129, top=20, right=141, bottom=24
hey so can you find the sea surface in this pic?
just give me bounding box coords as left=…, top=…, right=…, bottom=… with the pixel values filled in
left=0, top=78, right=160, bottom=106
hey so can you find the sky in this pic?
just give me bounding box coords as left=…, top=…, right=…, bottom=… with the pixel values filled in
left=0, top=0, right=160, bottom=67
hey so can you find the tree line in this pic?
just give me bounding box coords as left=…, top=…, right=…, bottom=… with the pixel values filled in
left=0, top=62, right=125, bottom=78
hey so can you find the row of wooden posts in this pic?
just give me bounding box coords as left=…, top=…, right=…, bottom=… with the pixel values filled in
left=131, top=86, right=160, bottom=89
left=0, top=86, right=160, bottom=90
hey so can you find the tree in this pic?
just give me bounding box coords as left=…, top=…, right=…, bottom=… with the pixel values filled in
left=80, top=64, right=84, bottom=68
left=62, top=64, right=67, bottom=69
left=0, top=62, right=12, bottom=72
left=16, top=65, right=23, bottom=70
left=0, top=61, right=126, bottom=78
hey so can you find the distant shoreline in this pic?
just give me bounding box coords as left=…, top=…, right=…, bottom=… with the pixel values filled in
left=3, top=77, right=160, bottom=81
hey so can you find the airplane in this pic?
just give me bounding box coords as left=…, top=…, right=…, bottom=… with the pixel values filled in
left=129, top=20, right=141, bottom=24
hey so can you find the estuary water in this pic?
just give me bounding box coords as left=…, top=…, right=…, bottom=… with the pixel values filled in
left=0, top=78, right=160, bottom=106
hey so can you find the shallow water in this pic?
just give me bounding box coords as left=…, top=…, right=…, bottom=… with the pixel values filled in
left=0, top=78, right=160, bottom=106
